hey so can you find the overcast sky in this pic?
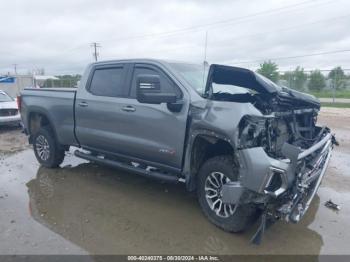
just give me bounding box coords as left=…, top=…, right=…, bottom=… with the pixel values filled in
left=1, top=0, right=350, bottom=75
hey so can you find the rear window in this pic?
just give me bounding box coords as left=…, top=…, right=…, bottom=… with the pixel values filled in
left=89, top=67, right=124, bottom=97
left=0, top=92, right=13, bottom=102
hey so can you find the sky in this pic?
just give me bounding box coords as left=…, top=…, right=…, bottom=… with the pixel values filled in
left=1, top=0, right=350, bottom=75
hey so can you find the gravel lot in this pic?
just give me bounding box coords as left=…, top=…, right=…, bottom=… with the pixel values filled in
left=0, top=107, right=349, bottom=255
left=0, top=126, right=29, bottom=154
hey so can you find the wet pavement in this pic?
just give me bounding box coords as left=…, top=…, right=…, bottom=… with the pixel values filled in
left=0, top=108, right=349, bottom=255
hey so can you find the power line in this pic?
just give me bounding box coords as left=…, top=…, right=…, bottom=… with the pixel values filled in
left=102, top=0, right=324, bottom=43
left=233, top=49, right=350, bottom=65
left=22, top=0, right=332, bottom=61
left=90, top=42, right=101, bottom=62
left=198, top=0, right=334, bottom=33
left=1, top=0, right=340, bottom=72
left=141, top=12, right=350, bottom=56
left=209, top=13, right=350, bottom=46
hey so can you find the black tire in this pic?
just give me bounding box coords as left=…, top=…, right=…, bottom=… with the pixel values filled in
left=33, top=126, right=65, bottom=168
left=197, top=155, right=259, bottom=232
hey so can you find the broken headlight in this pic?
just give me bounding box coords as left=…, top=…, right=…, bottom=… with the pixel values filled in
left=238, top=115, right=273, bottom=150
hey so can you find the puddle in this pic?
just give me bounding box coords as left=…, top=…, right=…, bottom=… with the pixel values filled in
left=1, top=148, right=348, bottom=255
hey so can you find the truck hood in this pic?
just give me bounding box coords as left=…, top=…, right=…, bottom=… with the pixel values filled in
left=205, top=64, right=320, bottom=109
left=278, top=86, right=320, bottom=108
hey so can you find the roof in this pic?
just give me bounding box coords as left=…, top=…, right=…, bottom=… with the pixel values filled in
left=90, top=58, right=200, bottom=67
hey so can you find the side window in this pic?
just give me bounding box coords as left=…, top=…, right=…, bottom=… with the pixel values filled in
left=89, top=67, right=124, bottom=97
left=130, top=66, right=182, bottom=98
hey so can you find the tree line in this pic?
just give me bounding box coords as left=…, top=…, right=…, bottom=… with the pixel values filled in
left=42, top=74, right=82, bottom=88
left=256, top=61, right=349, bottom=91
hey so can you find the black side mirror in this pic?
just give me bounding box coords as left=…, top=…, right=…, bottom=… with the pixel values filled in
left=136, top=74, right=177, bottom=104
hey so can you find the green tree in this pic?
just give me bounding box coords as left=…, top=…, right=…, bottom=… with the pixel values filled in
left=328, top=66, right=346, bottom=89
left=43, top=74, right=82, bottom=88
left=308, top=70, right=326, bottom=91
left=282, top=66, right=307, bottom=90
left=257, top=60, right=279, bottom=82
left=293, top=66, right=307, bottom=90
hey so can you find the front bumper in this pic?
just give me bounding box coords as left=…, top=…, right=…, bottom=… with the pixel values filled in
left=0, top=114, right=21, bottom=126
left=222, top=130, right=334, bottom=223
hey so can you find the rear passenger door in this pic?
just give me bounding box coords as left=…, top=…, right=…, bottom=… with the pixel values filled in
left=118, top=63, right=189, bottom=170
left=75, top=63, right=133, bottom=153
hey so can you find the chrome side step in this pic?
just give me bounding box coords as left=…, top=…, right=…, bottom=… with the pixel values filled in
left=74, top=150, right=180, bottom=183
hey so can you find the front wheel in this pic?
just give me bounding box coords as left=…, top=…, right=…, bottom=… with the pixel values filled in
left=33, top=127, right=65, bottom=168
left=197, top=155, right=259, bottom=232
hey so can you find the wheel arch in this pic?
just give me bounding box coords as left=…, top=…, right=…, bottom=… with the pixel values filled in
left=27, top=110, right=58, bottom=144
left=183, top=129, right=237, bottom=192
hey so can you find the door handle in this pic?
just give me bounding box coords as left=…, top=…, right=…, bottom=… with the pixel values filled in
left=121, top=105, right=136, bottom=112
left=78, top=101, right=88, bottom=107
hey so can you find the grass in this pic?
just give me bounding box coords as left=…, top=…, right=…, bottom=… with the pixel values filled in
left=321, top=102, right=350, bottom=108
left=309, top=89, right=350, bottom=99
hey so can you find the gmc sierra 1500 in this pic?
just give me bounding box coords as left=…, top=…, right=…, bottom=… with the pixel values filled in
left=19, top=59, right=336, bottom=243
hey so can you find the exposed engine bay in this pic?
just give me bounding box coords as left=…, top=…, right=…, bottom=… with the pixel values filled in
left=237, top=107, right=322, bottom=159
left=205, top=64, right=324, bottom=159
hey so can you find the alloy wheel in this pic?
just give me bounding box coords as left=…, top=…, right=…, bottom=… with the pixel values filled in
left=204, top=171, right=237, bottom=218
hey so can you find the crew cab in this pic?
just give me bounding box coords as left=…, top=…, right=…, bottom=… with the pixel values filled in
left=19, top=59, right=336, bottom=243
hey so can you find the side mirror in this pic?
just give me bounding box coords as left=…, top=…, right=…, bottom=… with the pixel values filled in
left=136, top=74, right=177, bottom=104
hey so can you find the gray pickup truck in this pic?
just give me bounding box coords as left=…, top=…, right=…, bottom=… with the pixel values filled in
left=19, top=59, right=336, bottom=243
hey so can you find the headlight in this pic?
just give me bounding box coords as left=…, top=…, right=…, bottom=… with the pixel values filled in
left=238, top=115, right=271, bottom=149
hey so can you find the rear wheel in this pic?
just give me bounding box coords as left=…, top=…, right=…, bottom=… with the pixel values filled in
left=33, top=126, right=65, bottom=168
left=197, top=155, right=259, bottom=232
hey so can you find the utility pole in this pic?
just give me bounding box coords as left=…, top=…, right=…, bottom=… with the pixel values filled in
left=90, top=42, right=101, bottom=62
left=13, top=64, right=17, bottom=75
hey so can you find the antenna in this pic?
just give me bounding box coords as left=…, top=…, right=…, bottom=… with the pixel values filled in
left=202, top=31, right=209, bottom=93
left=204, top=30, right=208, bottom=63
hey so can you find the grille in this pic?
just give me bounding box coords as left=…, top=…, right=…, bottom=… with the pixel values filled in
left=0, top=109, right=18, bottom=117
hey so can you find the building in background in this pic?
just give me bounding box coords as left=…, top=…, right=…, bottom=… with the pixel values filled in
left=0, top=75, right=58, bottom=98
left=0, top=75, right=33, bottom=98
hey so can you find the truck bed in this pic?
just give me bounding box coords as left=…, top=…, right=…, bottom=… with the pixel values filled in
left=21, top=87, right=78, bottom=146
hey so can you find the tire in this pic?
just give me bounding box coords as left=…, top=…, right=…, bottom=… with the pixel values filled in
left=197, top=155, right=259, bottom=232
left=33, top=126, right=65, bottom=168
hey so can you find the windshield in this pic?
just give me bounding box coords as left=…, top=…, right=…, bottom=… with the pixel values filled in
left=169, top=63, right=208, bottom=95
left=0, top=92, right=13, bottom=102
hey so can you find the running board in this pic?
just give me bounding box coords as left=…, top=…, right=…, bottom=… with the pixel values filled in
left=74, top=150, right=180, bottom=183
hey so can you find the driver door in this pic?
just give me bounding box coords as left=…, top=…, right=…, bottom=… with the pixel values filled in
left=117, top=63, right=189, bottom=170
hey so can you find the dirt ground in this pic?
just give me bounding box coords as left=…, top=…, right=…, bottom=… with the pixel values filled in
left=0, top=108, right=349, bottom=256
left=0, top=126, right=29, bottom=154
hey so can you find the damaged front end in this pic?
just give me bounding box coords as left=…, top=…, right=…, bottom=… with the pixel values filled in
left=233, top=113, right=336, bottom=244
left=236, top=115, right=335, bottom=223
left=204, top=64, right=337, bottom=243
